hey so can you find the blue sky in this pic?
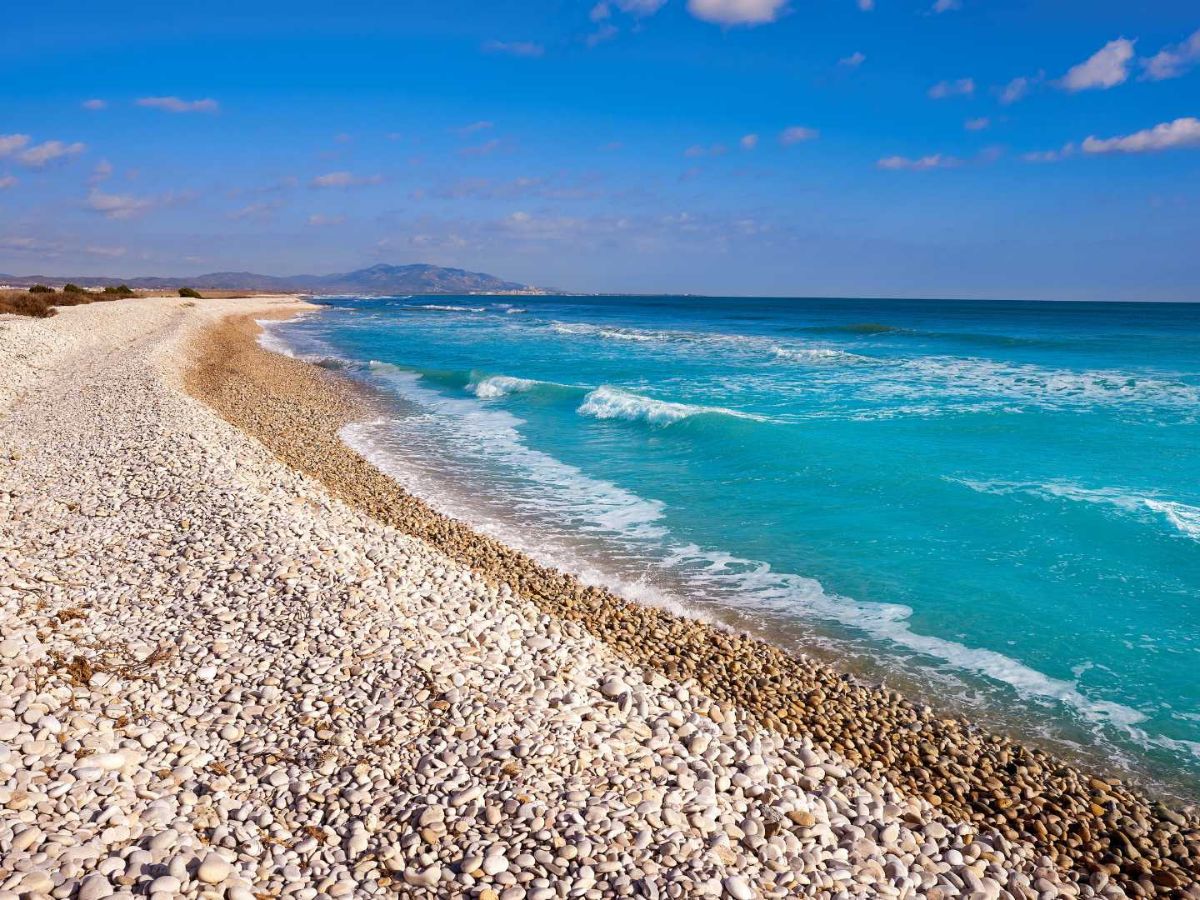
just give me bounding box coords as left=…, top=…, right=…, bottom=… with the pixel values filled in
left=2, top=0, right=1198, bottom=299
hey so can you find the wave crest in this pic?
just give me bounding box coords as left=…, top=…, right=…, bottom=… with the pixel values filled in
left=468, top=375, right=543, bottom=399
left=578, top=386, right=768, bottom=426
left=950, top=478, right=1200, bottom=542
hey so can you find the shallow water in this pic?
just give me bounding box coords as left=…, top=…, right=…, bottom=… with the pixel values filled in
left=268, top=295, right=1200, bottom=797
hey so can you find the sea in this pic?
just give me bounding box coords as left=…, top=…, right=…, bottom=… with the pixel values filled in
left=263, top=294, right=1200, bottom=799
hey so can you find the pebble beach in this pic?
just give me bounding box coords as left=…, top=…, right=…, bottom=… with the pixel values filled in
left=1, top=297, right=1197, bottom=900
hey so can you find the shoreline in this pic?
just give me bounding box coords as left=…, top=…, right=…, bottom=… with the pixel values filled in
left=186, top=307, right=1199, bottom=895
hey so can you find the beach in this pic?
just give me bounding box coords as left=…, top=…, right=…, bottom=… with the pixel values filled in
left=0, top=297, right=1197, bottom=899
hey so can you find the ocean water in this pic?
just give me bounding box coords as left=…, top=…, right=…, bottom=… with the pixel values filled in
left=266, top=295, right=1200, bottom=797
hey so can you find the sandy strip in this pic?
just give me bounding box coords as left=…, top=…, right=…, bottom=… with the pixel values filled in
left=0, top=297, right=1192, bottom=900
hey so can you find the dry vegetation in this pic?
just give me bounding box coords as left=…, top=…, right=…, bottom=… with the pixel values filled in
left=0, top=287, right=125, bottom=318
left=0, top=286, right=213, bottom=318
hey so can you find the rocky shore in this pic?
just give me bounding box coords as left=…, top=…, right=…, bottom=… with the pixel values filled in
left=0, top=298, right=1196, bottom=899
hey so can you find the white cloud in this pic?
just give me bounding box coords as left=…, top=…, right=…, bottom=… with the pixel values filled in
left=586, top=25, right=619, bottom=46
left=86, top=188, right=158, bottom=219
left=1141, top=29, right=1200, bottom=81
left=877, top=154, right=961, bottom=171
left=307, top=214, right=346, bottom=226
left=89, top=160, right=114, bottom=185
left=461, top=139, right=503, bottom=157
left=0, top=175, right=17, bottom=190
left=82, top=99, right=107, bottom=111
left=998, top=73, right=1040, bottom=105
left=0, top=236, right=64, bottom=255
left=1059, top=38, right=1135, bottom=92
left=136, top=96, right=220, bottom=113
left=614, top=0, right=667, bottom=13
left=964, top=117, right=990, bottom=131
left=84, top=244, right=127, bottom=258
left=928, top=78, right=975, bottom=99
left=18, top=141, right=86, bottom=167
left=780, top=125, right=819, bottom=145
left=687, top=0, right=788, bottom=26
left=484, top=40, right=545, bottom=57
left=857, top=0, right=874, bottom=10
left=1021, top=144, right=1074, bottom=163
left=740, top=133, right=759, bottom=150
left=458, top=120, right=494, bottom=135
left=590, top=2, right=611, bottom=20
left=684, top=143, right=728, bottom=157
left=1081, top=117, right=1200, bottom=154
left=0, top=135, right=31, bottom=156
left=311, top=171, right=384, bottom=188
left=931, top=0, right=960, bottom=11
left=839, top=51, right=866, bottom=67
left=228, top=202, right=281, bottom=221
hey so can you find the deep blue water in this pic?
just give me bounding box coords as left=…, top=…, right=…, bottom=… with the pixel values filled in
left=267, top=295, right=1200, bottom=796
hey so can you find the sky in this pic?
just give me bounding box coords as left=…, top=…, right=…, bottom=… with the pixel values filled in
left=2, top=0, right=1198, bottom=300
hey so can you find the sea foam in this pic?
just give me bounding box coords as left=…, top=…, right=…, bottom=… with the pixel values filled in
left=578, top=386, right=770, bottom=426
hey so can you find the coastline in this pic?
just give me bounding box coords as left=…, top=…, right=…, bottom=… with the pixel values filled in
left=0, top=296, right=1193, bottom=899
left=187, top=307, right=1199, bottom=895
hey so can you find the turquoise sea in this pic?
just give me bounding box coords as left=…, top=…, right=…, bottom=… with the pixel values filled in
left=266, top=295, right=1200, bottom=797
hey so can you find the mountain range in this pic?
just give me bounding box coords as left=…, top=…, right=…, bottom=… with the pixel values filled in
left=0, top=263, right=547, bottom=295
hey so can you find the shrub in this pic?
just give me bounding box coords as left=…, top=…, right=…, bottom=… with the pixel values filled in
left=0, top=291, right=57, bottom=317
left=28, top=284, right=55, bottom=294
left=178, top=287, right=203, bottom=299
left=102, top=284, right=134, bottom=296
left=62, top=283, right=86, bottom=294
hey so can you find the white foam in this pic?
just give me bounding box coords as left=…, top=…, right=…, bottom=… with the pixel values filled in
left=872, top=356, right=1200, bottom=413
left=468, top=375, right=544, bottom=399
left=410, top=303, right=487, bottom=313
left=578, top=386, right=770, bottom=426
left=771, top=345, right=872, bottom=364
left=951, top=478, right=1200, bottom=542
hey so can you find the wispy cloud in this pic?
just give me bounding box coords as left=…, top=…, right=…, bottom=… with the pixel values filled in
left=89, top=160, right=114, bottom=185
left=687, top=0, right=789, bottom=26
left=1141, top=28, right=1200, bottom=81
left=964, top=117, right=990, bottom=131
left=1082, top=117, right=1200, bottom=155
left=81, top=99, right=107, bottom=111
left=19, top=141, right=86, bottom=167
left=310, top=171, right=384, bottom=188
left=483, top=40, right=545, bottom=57
left=0, top=135, right=31, bottom=156
left=931, top=0, right=961, bottom=12
left=0, top=175, right=17, bottom=190
left=136, top=96, right=220, bottom=113
left=228, top=201, right=282, bottom=221
left=84, top=244, right=127, bottom=258
left=740, top=133, right=759, bottom=150
left=685, top=143, right=729, bottom=157
left=928, top=77, right=975, bottom=99
left=86, top=188, right=159, bottom=219
left=780, top=125, right=819, bottom=145
left=1021, top=145, right=1074, bottom=163
left=877, top=154, right=962, bottom=171
left=998, top=73, right=1041, bottom=105
left=460, top=139, right=503, bottom=158
left=1059, top=38, right=1134, bottom=91
left=857, top=0, right=874, bottom=11
left=0, top=236, right=64, bottom=256
left=457, top=120, right=494, bottom=136
left=839, top=51, right=866, bottom=68
left=586, top=24, right=619, bottom=47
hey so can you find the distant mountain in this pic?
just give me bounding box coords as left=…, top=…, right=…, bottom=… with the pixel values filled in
left=0, top=263, right=546, bottom=295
